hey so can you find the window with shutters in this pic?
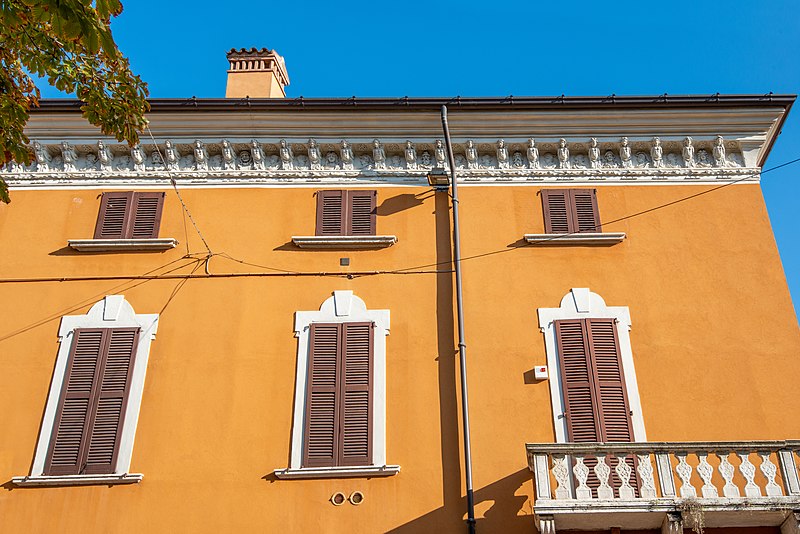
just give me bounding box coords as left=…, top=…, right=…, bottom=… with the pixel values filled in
left=291, top=190, right=397, bottom=249
left=275, top=290, right=399, bottom=479
left=13, top=295, right=159, bottom=487
left=315, top=190, right=377, bottom=236
left=94, top=191, right=165, bottom=239
left=524, top=190, right=625, bottom=244
left=68, top=191, right=177, bottom=252
left=537, top=288, right=646, bottom=445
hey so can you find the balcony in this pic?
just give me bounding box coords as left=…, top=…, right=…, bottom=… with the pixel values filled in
left=526, top=440, right=800, bottom=533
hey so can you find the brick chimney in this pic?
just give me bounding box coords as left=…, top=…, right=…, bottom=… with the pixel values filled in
left=225, top=48, right=290, bottom=98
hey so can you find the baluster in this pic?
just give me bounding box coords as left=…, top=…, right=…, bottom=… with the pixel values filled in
left=737, top=451, right=761, bottom=497
left=594, top=456, right=614, bottom=499
left=637, top=453, right=658, bottom=499
left=696, top=452, right=718, bottom=498
left=675, top=452, right=697, bottom=498
left=573, top=454, right=592, bottom=500
left=615, top=453, right=636, bottom=500
left=778, top=449, right=800, bottom=496
left=718, top=452, right=740, bottom=497
left=551, top=454, right=572, bottom=500
left=759, top=452, right=783, bottom=497
left=656, top=452, right=677, bottom=497
left=532, top=453, right=553, bottom=500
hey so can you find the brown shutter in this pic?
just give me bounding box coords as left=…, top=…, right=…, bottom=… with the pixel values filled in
left=94, top=192, right=133, bottom=239
left=555, top=320, right=602, bottom=442
left=315, top=191, right=346, bottom=236
left=587, top=319, right=632, bottom=442
left=84, top=328, right=139, bottom=474
left=44, top=327, right=139, bottom=475
left=347, top=190, right=377, bottom=236
left=339, top=322, right=373, bottom=466
left=541, top=190, right=571, bottom=234
left=571, top=189, right=601, bottom=233
left=130, top=192, right=165, bottom=239
left=303, top=324, right=341, bottom=467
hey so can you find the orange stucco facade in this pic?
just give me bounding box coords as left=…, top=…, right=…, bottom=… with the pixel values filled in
left=1, top=165, right=798, bottom=531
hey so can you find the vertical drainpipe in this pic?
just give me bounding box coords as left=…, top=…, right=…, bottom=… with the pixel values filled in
left=440, top=104, right=477, bottom=534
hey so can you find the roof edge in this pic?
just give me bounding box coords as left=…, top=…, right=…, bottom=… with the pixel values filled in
left=29, top=94, right=797, bottom=113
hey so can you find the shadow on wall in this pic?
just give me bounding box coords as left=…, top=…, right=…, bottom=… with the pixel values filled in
left=386, top=192, right=533, bottom=533
left=386, top=469, right=533, bottom=533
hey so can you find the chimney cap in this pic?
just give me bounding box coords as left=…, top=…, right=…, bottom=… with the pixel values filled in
left=226, top=47, right=289, bottom=89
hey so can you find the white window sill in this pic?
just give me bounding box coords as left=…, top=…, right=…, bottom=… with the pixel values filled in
left=11, top=473, right=143, bottom=487
left=68, top=238, right=178, bottom=252
left=291, top=235, right=397, bottom=249
left=523, top=232, right=626, bottom=245
left=273, top=465, right=401, bottom=479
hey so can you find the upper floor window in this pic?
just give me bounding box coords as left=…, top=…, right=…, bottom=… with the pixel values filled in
left=525, top=191, right=625, bottom=245
left=316, top=190, right=377, bottom=236
left=68, top=192, right=176, bottom=252
left=541, top=189, right=600, bottom=234
left=95, top=191, right=166, bottom=239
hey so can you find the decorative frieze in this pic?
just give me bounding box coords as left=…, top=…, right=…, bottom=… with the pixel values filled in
left=2, top=136, right=753, bottom=186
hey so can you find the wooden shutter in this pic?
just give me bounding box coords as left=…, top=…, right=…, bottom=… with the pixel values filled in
left=556, top=318, right=636, bottom=497
left=556, top=320, right=601, bottom=442
left=44, top=327, right=139, bottom=476
left=347, top=191, right=377, bottom=236
left=541, top=190, right=571, bottom=234
left=303, top=324, right=341, bottom=467
left=316, top=190, right=346, bottom=236
left=94, top=192, right=133, bottom=238
left=340, top=322, right=373, bottom=466
left=541, top=189, right=601, bottom=234
left=94, top=191, right=164, bottom=239
left=303, top=322, right=374, bottom=468
left=130, top=192, right=165, bottom=239
left=587, top=319, right=632, bottom=441
left=571, top=189, right=601, bottom=233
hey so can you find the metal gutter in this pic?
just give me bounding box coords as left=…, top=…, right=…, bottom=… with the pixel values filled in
left=440, top=104, right=477, bottom=533
left=30, top=94, right=796, bottom=114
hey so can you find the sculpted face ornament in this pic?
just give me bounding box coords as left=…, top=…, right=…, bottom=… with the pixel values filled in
left=466, top=140, right=479, bottom=169
left=279, top=139, right=293, bottom=170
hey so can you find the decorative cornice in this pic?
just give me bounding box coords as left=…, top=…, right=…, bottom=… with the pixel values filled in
left=3, top=136, right=759, bottom=189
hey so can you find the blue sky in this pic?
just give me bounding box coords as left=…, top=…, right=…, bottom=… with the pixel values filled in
left=38, top=1, right=800, bottom=318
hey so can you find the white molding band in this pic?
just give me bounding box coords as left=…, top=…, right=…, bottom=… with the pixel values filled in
left=67, top=238, right=178, bottom=252
left=3, top=167, right=759, bottom=191
left=291, top=235, right=397, bottom=249
left=537, top=288, right=647, bottom=443
left=279, top=291, right=392, bottom=477
left=12, top=473, right=143, bottom=487
left=22, top=295, right=159, bottom=480
left=274, top=465, right=400, bottom=480
left=524, top=232, right=626, bottom=245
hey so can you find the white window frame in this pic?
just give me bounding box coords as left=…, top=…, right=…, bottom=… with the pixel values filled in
left=537, top=288, right=647, bottom=443
left=274, top=290, right=399, bottom=479
left=13, top=295, right=158, bottom=486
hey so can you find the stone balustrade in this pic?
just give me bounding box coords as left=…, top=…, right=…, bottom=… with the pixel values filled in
left=526, top=441, right=800, bottom=532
